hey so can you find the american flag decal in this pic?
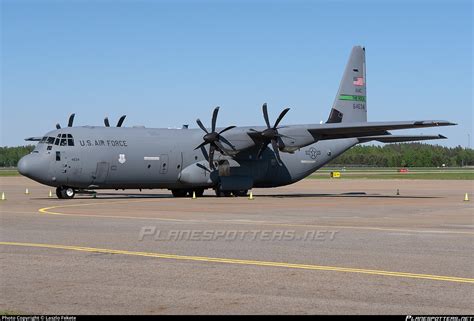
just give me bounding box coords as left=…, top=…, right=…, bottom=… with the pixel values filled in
left=353, top=77, right=364, bottom=86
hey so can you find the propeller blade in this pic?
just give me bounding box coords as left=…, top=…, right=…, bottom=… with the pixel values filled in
left=104, top=117, right=110, bottom=127
left=275, top=133, right=294, bottom=140
left=67, top=113, right=75, bottom=127
left=256, top=143, right=267, bottom=159
left=211, top=106, right=219, bottom=133
left=262, top=103, right=271, bottom=129
left=56, top=123, right=61, bottom=129
left=218, top=125, right=236, bottom=135
left=273, top=108, right=290, bottom=128
left=271, top=139, right=283, bottom=165
left=200, top=145, right=209, bottom=161
left=209, top=144, right=216, bottom=170
left=196, top=163, right=211, bottom=173
left=194, top=141, right=208, bottom=150
left=219, top=136, right=235, bottom=150
left=117, top=115, right=126, bottom=127
left=196, top=119, right=209, bottom=133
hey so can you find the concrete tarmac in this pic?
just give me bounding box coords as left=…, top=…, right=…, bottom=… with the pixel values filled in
left=0, top=177, right=473, bottom=314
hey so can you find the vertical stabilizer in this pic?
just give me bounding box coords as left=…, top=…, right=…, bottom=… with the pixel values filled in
left=326, top=46, right=367, bottom=123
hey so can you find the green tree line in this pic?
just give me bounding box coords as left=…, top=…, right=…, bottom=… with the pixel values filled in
left=0, top=145, right=35, bottom=167
left=329, top=143, right=474, bottom=167
left=0, top=143, right=473, bottom=168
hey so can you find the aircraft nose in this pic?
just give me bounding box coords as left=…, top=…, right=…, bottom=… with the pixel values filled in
left=17, top=155, right=29, bottom=176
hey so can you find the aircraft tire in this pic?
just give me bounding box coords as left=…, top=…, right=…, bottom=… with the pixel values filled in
left=59, top=187, right=75, bottom=199
left=56, top=187, right=63, bottom=199
left=232, top=190, right=248, bottom=197
left=194, top=189, right=205, bottom=197
left=215, top=185, right=232, bottom=197
left=171, top=189, right=188, bottom=197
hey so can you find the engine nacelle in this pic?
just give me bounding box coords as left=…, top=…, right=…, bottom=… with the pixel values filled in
left=179, top=162, right=214, bottom=185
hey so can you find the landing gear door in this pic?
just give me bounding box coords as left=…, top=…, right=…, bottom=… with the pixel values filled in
left=92, top=162, right=109, bottom=186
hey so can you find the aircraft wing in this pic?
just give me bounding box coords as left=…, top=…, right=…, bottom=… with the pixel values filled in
left=357, top=134, right=447, bottom=143
left=24, top=137, right=43, bottom=141
left=220, top=120, right=455, bottom=155
left=306, top=120, right=455, bottom=140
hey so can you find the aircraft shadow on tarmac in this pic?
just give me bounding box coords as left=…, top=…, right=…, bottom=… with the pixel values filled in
left=34, top=192, right=441, bottom=200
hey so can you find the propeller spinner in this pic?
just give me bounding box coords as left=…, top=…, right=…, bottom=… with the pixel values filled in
left=195, top=107, right=235, bottom=170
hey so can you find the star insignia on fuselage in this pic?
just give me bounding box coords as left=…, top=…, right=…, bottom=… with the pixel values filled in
left=305, top=147, right=321, bottom=159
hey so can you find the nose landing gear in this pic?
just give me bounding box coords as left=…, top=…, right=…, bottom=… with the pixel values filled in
left=56, top=186, right=76, bottom=199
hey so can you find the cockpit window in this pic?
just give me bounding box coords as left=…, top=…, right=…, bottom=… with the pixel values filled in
left=60, top=134, right=67, bottom=146
left=46, top=137, right=55, bottom=144
left=40, top=136, right=48, bottom=143
left=67, top=134, right=74, bottom=146
left=53, top=133, right=75, bottom=146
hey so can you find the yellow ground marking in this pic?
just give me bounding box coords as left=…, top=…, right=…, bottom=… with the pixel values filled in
left=1, top=241, right=473, bottom=284
left=37, top=200, right=474, bottom=235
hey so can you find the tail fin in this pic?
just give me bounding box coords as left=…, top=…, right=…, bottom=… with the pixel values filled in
left=326, top=46, right=367, bottom=123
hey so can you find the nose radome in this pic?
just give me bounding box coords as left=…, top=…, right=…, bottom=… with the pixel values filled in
left=17, top=155, right=29, bottom=176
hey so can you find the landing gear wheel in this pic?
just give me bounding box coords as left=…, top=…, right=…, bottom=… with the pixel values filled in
left=171, top=189, right=188, bottom=197
left=215, top=185, right=232, bottom=197
left=58, top=186, right=75, bottom=199
left=56, top=187, right=63, bottom=199
left=232, top=190, right=248, bottom=197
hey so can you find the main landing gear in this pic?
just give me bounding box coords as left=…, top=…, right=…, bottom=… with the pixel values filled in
left=56, top=186, right=76, bottom=199
left=171, top=187, right=248, bottom=197
left=171, top=189, right=205, bottom=198
left=214, top=184, right=248, bottom=197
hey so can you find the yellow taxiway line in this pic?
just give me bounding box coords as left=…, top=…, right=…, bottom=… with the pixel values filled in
left=1, top=241, right=473, bottom=284
left=38, top=200, right=474, bottom=235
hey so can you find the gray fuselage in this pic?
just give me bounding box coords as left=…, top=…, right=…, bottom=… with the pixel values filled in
left=18, top=126, right=357, bottom=191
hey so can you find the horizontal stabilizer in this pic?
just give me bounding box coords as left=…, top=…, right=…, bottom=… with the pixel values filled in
left=358, top=134, right=447, bottom=143
left=307, top=120, right=455, bottom=140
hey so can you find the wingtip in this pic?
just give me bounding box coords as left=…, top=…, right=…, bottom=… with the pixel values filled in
left=438, top=121, right=457, bottom=126
left=438, top=134, right=447, bottom=139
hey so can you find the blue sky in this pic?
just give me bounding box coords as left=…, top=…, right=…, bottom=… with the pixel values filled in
left=1, top=0, right=472, bottom=147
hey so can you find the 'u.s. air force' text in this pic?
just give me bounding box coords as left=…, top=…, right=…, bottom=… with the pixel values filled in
left=79, top=139, right=128, bottom=147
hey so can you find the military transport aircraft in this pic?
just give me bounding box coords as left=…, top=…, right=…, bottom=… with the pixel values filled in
left=18, top=46, right=455, bottom=199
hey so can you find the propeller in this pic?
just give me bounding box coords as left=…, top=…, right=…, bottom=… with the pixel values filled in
left=195, top=107, right=235, bottom=170
left=104, top=115, right=127, bottom=127
left=117, top=115, right=126, bottom=127
left=250, top=103, right=291, bottom=165
left=56, top=113, right=76, bottom=129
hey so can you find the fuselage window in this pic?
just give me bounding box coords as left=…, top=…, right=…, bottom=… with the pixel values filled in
left=67, top=134, right=74, bottom=146
left=56, top=151, right=61, bottom=161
